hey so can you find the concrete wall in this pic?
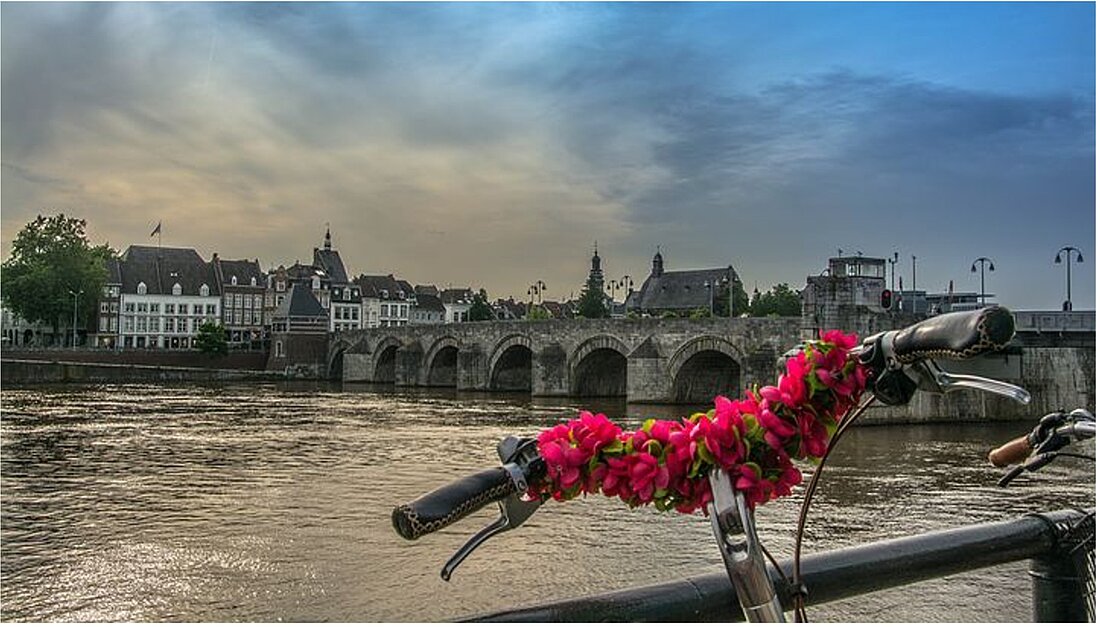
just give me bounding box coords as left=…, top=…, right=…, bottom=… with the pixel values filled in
left=1, top=359, right=281, bottom=385
left=1, top=348, right=268, bottom=370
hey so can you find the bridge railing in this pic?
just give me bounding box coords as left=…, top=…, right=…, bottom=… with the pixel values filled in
left=1014, top=310, right=1096, bottom=333
left=463, top=508, right=1092, bottom=623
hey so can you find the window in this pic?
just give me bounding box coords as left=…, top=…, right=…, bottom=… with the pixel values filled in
left=172, top=283, right=182, bottom=296
left=224, top=294, right=232, bottom=306
left=234, top=294, right=243, bottom=308
left=312, top=276, right=320, bottom=289
left=250, top=277, right=257, bottom=287
left=177, top=317, right=187, bottom=331
left=166, top=318, right=175, bottom=333
left=206, top=304, right=216, bottom=315
left=136, top=317, right=147, bottom=332
left=276, top=280, right=285, bottom=292
left=351, top=308, right=359, bottom=320
left=179, top=304, right=189, bottom=315
left=110, top=303, right=119, bottom=313
left=137, top=303, right=148, bottom=313
left=381, top=304, right=389, bottom=317
left=165, top=303, right=175, bottom=314
left=233, top=310, right=241, bottom=325
left=100, top=302, right=109, bottom=313
left=109, top=318, right=118, bottom=332
left=150, top=303, right=160, bottom=314
left=276, top=295, right=285, bottom=306
left=124, top=317, right=134, bottom=332
left=254, top=295, right=263, bottom=309
left=150, top=318, right=160, bottom=332
left=137, top=282, right=147, bottom=295
left=99, top=316, right=108, bottom=331
left=110, top=286, right=120, bottom=297
left=231, top=275, right=238, bottom=286
left=252, top=311, right=262, bottom=325
left=276, top=340, right=284, bottom=357
left=124, top=303, right=135, bottom=313
left=200, top=283, right=210, bottom=297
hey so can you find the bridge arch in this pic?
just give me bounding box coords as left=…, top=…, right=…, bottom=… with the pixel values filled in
left=372, top=336, right=403, bottom=383
left=569, top=335, right=630, bottom=397
left=668, top=336, right=744, bottom=404
left=327, top=337, right=355, bottom=381
left=424, top=335, right=460, bottom=387
left=488, top=333, right=533, bottom=391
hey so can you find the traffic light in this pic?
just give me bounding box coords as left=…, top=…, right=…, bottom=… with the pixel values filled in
left=880, top=289, right=893, bottom=309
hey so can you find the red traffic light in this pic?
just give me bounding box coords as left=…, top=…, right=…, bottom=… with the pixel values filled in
left=880, top=289, right=893, bottom=309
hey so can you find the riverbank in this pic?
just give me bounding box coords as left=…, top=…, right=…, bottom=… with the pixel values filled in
left=1, top=358, right=284, bottom=384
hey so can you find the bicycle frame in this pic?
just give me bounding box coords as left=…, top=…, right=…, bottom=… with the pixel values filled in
left=707, top=468, right=785, bottom=622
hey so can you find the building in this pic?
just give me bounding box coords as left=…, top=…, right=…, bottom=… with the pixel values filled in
left=267, top=283, right=329, bottom=375
left=441, top=288, right=474, bottom=323
left=212, top=254, right=266, bottom=347
left=492, top=298, right=527, bottom=320
left=411, top=292, right=446, bottom=325
left=116, top=245, right=221, bottom=349
left=313, top=227, right=362, bottom=332
left=627, top=250, right=743, bottom=316
left=354, top=274, right=415, bottom=327
left=1, top=306, right=55, bottom=347
left=801, top=254, right=893, bottom=336
left=91, top=258, right=123, bottom=347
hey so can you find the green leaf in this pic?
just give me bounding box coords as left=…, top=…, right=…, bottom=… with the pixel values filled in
left=641, top=418, right=656, bottom=433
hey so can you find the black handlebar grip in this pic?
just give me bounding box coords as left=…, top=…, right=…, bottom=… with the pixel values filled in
left=891, top=305, right=1015, bottom=364
left=392, top=466, right=516, bottom=541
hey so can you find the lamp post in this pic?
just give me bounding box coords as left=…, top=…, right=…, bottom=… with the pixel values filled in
left=1055, top=246, right=1084, bottom=311
left=970, top=257, right=994, bottom=305
left=529, top=280, right=546, bottom=305
left=68, top=289, right=83, bottom=347
left=889, top=252, right=898, bottom=291
left=911, top=255, right=917, bottom=314
left=704, top=281, right=714, bottom=316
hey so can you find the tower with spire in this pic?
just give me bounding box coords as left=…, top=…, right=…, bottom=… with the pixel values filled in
left=588, top=241, right=605, bottom=291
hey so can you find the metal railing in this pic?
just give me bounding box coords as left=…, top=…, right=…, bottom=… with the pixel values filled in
left=465, top=508, right=1093, bottom=623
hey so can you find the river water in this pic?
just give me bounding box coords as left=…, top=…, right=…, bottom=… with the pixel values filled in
left=1, top=382, right=1093, bottom=622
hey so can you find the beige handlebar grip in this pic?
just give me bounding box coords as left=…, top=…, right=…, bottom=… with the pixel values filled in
left=988, top=435, right=1032, bottom=468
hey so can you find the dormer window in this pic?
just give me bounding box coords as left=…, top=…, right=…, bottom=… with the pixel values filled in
left=312, top=276, right=321, bottom=290
left=200, top=283, right=210, bottom=297
left=250, top=277, right=257, bottom=287
left=381, top=289, right=389, bottom=298
left=172, top=283, right=182, bottom=296
left=231, top=275, right=238, bottom=286
left=137, top=282, right=147, bottom=295
left=398, top=290, right=405, bottom=299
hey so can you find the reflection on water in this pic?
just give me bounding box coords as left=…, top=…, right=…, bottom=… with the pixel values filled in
left=1, top=383, right=1094, bottom=622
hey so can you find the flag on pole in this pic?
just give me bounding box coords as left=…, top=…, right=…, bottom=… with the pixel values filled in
left=150, top=222, right=161, bottom=238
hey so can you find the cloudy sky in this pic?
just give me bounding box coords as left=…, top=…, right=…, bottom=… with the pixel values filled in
left=2, top=2, right=1094, bottom=308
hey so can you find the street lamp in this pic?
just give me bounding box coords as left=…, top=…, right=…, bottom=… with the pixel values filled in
left=530, top=280, right=546, bottom=304
left=889, top=252, right=899, bottom=291
left=68, top=289, right=83, bottom=347
left=1055, top=246, right=1084, bottom=311
left=970, top=257, right=994, bottom=305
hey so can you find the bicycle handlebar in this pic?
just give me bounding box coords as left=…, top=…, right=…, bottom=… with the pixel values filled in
left=392, top=466, right=518, bottom=541
left=890, top=305, right=1015, bottom=364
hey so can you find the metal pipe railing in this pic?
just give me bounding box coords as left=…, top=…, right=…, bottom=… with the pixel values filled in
left=464, top=509, right=1090, bottom=622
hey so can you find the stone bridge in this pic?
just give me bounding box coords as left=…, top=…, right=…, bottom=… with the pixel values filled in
left=329, top=318, right=803, bottom=403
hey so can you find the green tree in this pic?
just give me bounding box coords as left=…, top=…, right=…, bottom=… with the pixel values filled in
left=1, top=214, right=113, bottom=344
left=526, top=305, right=551, bottom=320
left=468, top=289, right=495, bottom=321
left=689, top=307, right=711, bottom=319
left=750, top=283, right=803, bottom=317
left=714, top=278, right=750, bottom=317
left=194, top=322, right=229, bottom=357
left=576, top=273, right=608, bottom=319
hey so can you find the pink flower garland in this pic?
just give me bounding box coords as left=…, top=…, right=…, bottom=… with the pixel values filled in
left=528, top=330, right=868, bottom=513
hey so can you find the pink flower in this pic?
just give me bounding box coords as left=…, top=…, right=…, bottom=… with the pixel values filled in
left=628, top=452, right=669, bottom=502
left=572, top=411, right=621, bottom=456
left=539, top=438, right=589, bottom=490
left=821, top=329, right=858, bottom=351
left=757, top=401, right=797, bottom=450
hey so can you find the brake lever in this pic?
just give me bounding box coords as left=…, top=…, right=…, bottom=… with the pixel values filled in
left=905, top=360, right=1031, bottom=405
left=440, top=436, right=543, bottom=581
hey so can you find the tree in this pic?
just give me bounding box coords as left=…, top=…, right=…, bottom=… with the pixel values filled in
left=194, top=322, right=229, bottom=357
left=1, top=214, right=113, bottom=344
left=468, top=289, right=495, bottom=321
left=750, top=283, right=803, bottom=317
left=576, top=272, right=609, bottom=319
left=526, top=305, right=551, bottom=320
left=714, top=278, right=750, bottom=317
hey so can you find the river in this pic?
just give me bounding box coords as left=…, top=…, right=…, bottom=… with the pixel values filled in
left=0, top=382, right=1093, bottom=622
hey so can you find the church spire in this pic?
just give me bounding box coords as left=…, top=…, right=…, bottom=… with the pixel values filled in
left=324, top=223, right=332, bottom=251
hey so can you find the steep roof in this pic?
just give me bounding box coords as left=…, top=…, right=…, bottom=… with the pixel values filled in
left=414, top=293, right=446, bottom=313
left=104, top=257, right=122, bottom=285
left=215, top=258, right=264, bottom=288
left=273, top=283, right=327, bottom=319
left=118, top=245, right=217, bottom=296
left=441, top=287, right=473, bottom=304
left=354, top=274, right=407, bottom=301
left=635, top=267, right=739, bottom=311
left=313, top=248, right=349, bottom=284
left=415, top=284, right=439, bottom=296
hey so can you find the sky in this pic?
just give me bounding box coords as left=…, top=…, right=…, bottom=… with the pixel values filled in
left=2, top=2, right=1095, bottom=309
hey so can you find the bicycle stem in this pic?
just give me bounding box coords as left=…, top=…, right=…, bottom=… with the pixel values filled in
left=707, top=468, right=786, bottom=623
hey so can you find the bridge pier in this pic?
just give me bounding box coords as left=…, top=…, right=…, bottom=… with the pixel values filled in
left=533, top=343, right=568, bottom=396
left=395, top=344, right=423, bottom=387
left=457, top=345, right=488, bottom=390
